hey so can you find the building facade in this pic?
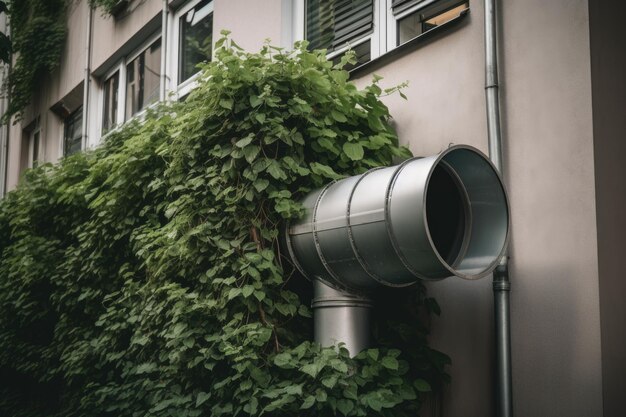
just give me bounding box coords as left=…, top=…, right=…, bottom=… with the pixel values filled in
left=1, top=1, right=624, bottom=416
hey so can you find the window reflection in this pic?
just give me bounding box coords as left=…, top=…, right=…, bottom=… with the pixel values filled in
left=103, top=72, right=119, bottom=132
left=64, top=107, right=83, bottom=156
left=398, top=1, right=469, bottom=45
left=126, top=38, right=162, bottom=120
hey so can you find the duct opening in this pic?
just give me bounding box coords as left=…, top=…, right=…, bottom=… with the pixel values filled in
left=426, top=163, right=470, bottom=267
left=438, top=148, right=509, bottom=279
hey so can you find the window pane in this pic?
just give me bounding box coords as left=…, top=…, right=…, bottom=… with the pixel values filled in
left=397, top=1, right=468, bottom=45
left=179, top=0, right=213, bottom=84
left=64, top=107, right=83, bottom=156
left=103, top=72, right=119, bottom=132
left=306, top=0, right=373, bottom=53
left=32, top=131, right=40, bottom=166
left=126, top=38, right=162, bottom=120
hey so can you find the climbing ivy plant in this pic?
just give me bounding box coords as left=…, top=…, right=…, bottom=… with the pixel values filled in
left=0, top=35, right=449, bottom=417
left=1, top=0, right=67, bottom=123
left=0, top=0, right=124, bottom=123
left=89, top=0, right=126, bottom=16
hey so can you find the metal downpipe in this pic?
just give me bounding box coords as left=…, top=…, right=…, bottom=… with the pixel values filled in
left=160, top=0, right=169, bottom=101
left=484, top=0, right=513, bottom=416
left=81, top=5, right=93, bottom=151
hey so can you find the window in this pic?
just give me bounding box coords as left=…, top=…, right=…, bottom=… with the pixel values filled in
left=64, top=107, right=83, bottom=157
left=20, top=116, right=41, bottom=171
left=125, top=38, right=162, bottom=120
left=179, top=0, right=213, bottom=84
left=100, top=33, right=162, bottom=137
left=299, top=0, right=469, bottom=67
left=170, top=0, right=214, bottom=98
left=102, top=72, right=119, bottom=133
left=394, top=0, right=469, bottom=45
left=32, top=129, right=40, bottom=167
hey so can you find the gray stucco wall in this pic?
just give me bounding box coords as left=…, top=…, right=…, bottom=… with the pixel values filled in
left=350, top=1, right=602, bottom=416
left=589, top=1, right=626, bottom=416
left=501, top=1, right=602, bottom=415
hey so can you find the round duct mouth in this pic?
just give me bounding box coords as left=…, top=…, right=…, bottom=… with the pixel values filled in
left=425, top=161, right=472, bottom=269
left=286, top=144, right=509, bottom=291
left=417, top=146, right=509, bottom=280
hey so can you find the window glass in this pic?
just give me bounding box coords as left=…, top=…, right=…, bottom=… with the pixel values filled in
left=32, top=130, right=40, bottom=167
left=179, top=0, right=213, bottom=84
left=103, top=72, right=119, bottom=132
left=398, top=1, right=468, bottom=45
left=306, top=0, right=374, bottom=54
left=126, top=38, right=162, bottom=120
left=64, top=107, right=83, bottom=156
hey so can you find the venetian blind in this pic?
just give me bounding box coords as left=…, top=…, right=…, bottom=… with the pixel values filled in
left=306, top=0, right=374, bottom=53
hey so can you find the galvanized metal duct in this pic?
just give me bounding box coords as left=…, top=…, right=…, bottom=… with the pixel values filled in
left=285, top=145, right=509, bottom=355
left=287, top=145, right=509, bottom=291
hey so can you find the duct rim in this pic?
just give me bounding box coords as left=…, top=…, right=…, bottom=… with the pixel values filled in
left=421, top=145, right=510, bottom=280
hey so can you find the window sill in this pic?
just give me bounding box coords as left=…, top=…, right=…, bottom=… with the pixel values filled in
left=349, top=8, right=470, bottom=78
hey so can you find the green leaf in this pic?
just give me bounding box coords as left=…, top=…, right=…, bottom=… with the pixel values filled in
left=343, top=142, right=364, bottom=161
left=242, top=285, right=254, bottom=298
left=267, top=161, right=286, bottom=180
left=243, top=145, right=260, bottom=163
left=337, top=399, right=354, bottom=416
left=196, top=392, right=211, bottom=406
left=331, top=109, right=347, bottom=123
left=301, top=395, right=316, bottom=409
left=381, top=356, right=399, bottom=370
left=367, top=348, right=379, bottom=361
left=253, top=178, right=269, bottom=192
left=274, top=352, right=292, bottom=368
left=414, top=379, right=432, bottom=392
left=310, top=162, right=343, bottom=180
left=249, top=95, right=262, bottom=107
left=220, top=98, right=234, bottom=110
left=300, top=363, right=321, bottom=378
left=236, top=135, right=255, bottom=148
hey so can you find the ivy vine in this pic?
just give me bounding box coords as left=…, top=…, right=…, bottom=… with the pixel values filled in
left=0, top=0, right=126, bottom=124
left=0, top=0, right=67, bottom=123
left=0, top=35, right=449, bottom=416
left=89, top=0, right=127, bottom=16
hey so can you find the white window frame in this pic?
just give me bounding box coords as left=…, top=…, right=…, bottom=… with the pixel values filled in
left=28, top=116, right=41, bottom=168
left=295, top=0, right=467, bottom=64
left=168, top=0, right=214, bottom=100
left=97, top=31, right=162, bottom=140
left=387, top=0, right=465, bottom=48
left=101, top=61, right=126, bottom=138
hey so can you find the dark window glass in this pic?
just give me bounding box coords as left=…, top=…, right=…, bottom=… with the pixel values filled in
left=32, top=130, right=40, bottom=166
left=126, top=38, right=162, bottom=120
left=397, top=1, right=468, bottom=45
left=64, top=107, right=83, bottom=156
left=306, top=0, right=374, bottom=54
left=179, top=0, right=213, bottom=84
left=103, top=72, right=119, bottom=132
